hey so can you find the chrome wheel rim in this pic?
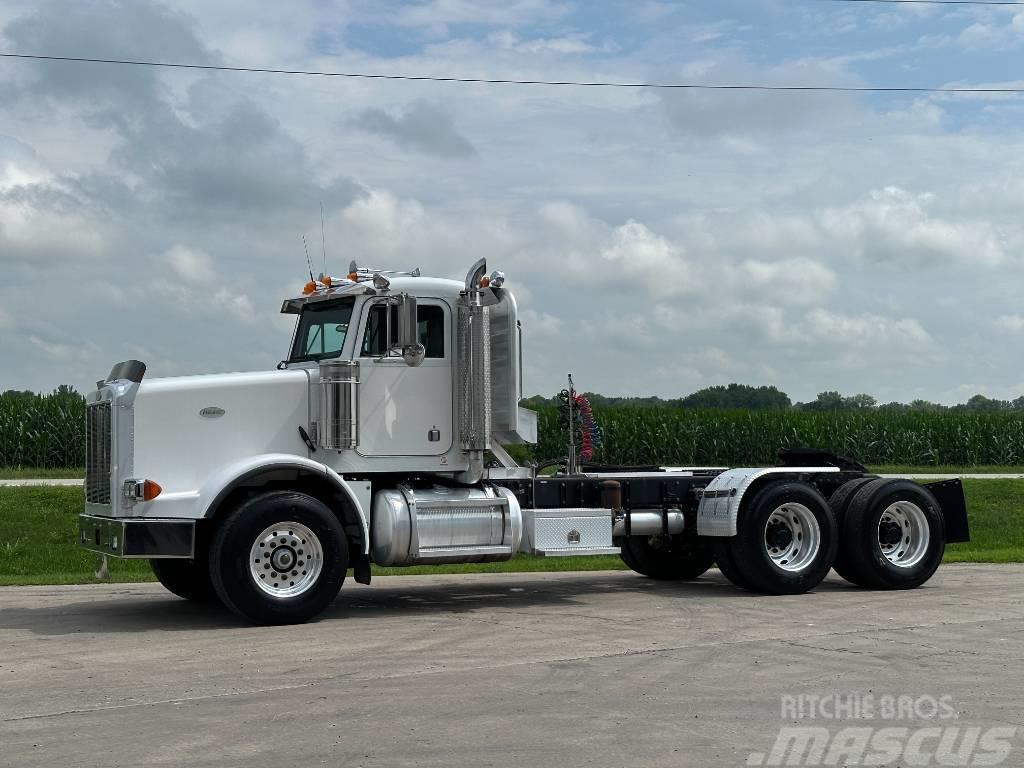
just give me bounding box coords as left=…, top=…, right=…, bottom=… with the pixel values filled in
left=249, top=522, right=323, bottom=598
left=878, top=502, right=930, bottom=568
left=764, top=503, right=821, bottom=572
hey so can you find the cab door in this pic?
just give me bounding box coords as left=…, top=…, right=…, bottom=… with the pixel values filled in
left=356, top=298, right=454, bottom=457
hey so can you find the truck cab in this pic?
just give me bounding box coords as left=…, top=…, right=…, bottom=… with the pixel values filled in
left=80, top=258, right=540, bottom=622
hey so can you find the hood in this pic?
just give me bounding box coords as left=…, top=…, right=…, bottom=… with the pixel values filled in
left=132, top=368, right=312, bottom=496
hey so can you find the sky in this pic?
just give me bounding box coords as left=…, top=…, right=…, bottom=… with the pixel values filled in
left=1, top=0, right=1023, bottom=404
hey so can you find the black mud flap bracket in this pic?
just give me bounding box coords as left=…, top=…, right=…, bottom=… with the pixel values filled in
left=924, top=479, right=970, bottom=544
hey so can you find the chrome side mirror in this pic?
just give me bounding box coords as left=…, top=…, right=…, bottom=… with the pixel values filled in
left=396, top=293, right=425, bottom=367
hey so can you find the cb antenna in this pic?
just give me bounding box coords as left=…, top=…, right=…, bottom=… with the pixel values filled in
left=319, top=201, right=327, bottom=278
left=301, top=235, right=315, bottom=283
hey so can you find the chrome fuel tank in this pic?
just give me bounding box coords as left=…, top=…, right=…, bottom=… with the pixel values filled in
left=371, top=485, right=522, bottom=566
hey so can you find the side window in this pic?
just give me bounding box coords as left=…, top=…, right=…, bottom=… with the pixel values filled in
left=361, top=303, right=446, bottom=358
left=361, top=304, right=396, bottom=357
left=418, top=305, right=444, bottom=358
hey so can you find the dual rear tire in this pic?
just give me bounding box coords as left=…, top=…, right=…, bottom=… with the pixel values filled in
left=829, top=478, right=945, bottom=589
left=708, top=477, right=946, bottom=595
left=712, top=481, right=838, bottom=595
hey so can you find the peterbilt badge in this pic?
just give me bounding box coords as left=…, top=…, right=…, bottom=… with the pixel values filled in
left=199, top=407, right=226, bottom=418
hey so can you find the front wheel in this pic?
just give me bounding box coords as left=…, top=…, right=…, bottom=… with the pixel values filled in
left=209, top=491, right=349, bottom=625
left=620, top=536, right=715, bottom=580
left=150, top=557, right=218, bottom=603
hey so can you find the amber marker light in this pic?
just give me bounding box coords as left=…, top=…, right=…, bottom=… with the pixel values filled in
left=142, top=480, right=162, bottom=501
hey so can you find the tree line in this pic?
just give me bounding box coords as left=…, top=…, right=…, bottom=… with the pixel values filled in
left=6, top=382, right=1024, bottom=415
left=521, top=384, right=1024, bottom=413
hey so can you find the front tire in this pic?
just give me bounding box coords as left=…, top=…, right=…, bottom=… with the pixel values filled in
left=150, top=557, right=218, bottom=603
left=209, top=491, right=349, bottom=625
left=722, top=481, right=838, bottom=595
left=620, top=536, right=715, bottom=580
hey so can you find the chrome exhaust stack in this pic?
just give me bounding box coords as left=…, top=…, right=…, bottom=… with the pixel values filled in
left=318, top=360, right=360, bottom=450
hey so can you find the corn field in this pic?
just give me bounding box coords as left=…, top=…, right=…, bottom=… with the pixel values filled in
left=0, top=391, right=86, bottom=469
left=3, top=392, right=1024, bottom=469
left=534, top=407, right=1024, bottom=468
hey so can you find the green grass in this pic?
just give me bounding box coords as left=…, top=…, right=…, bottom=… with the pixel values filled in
left=870, top=465, right=1024, bottom=475
left=0, top=481, right=1021, bottom=586
left=0, top=487, right=154, bottom=585
left=0, top=467, right=85, bottom=479
left=943, top=480, right=1024, bottom=563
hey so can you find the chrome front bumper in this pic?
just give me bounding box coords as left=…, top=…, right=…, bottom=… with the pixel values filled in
left=78, top=514, right=195, bottom=559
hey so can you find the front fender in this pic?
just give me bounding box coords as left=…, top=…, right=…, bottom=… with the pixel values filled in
left=135, top=453, right=371, bottom=554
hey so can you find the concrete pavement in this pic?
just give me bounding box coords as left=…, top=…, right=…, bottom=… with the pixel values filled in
left=1, top=565, right=1022, bottom=767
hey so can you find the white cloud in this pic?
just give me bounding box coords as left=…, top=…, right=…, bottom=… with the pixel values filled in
left=995, top=314, right=1024, bottom=333
left=392, top=0, right=569, bottom=29
left=0, top=196, right=108, bottom=265
left=818, top=187, right=1007, bottom=268
left=804, top=309, right=931, bottom=348
left=519, top=308, right=562, bottom=337
left=166, top=245, right=215, bottom=284
left=27, top=335, right=99, bottom=362
left=740, top=259, right=836, bottom=306
left=214, top=289, right=257, bottom=325
left=598, top=220, right=695, bottom=298
left=489, top=30, right=605, bottom=55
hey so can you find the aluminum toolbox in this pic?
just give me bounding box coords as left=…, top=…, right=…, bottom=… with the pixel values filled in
left=520, top=507, right=620, bottom=557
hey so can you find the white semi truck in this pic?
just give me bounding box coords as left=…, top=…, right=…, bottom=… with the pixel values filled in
left=79, top=259, right=969, bottom=624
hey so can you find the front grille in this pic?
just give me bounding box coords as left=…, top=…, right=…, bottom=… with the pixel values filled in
left=85, top=402, right=112, bottom=504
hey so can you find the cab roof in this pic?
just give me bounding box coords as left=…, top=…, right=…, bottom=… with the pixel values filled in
left=280, top=273, right=466, bottom=314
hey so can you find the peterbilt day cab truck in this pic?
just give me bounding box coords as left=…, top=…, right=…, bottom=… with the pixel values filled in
left=79, top=259, right=970, bottom=624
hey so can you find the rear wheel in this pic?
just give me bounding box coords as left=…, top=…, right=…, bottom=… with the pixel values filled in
left=841, top=479, right=945, bottom=589
left=150, top=556, right=218, bottom=603
left=828, top=477, right=878, bottom=585
left=720, top=481, right=837, bottom=595
left=209, top=491, right=349, bottom=625
left=620, top=536, right=715, bottom=580
left=711, top=540, right=754, bottom=591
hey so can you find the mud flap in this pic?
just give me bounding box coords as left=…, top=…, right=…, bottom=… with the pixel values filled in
left=924, top=478, right=970, bottom=543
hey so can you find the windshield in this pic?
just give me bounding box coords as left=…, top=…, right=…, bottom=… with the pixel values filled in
left=289, top=298, right=355, bottom=362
